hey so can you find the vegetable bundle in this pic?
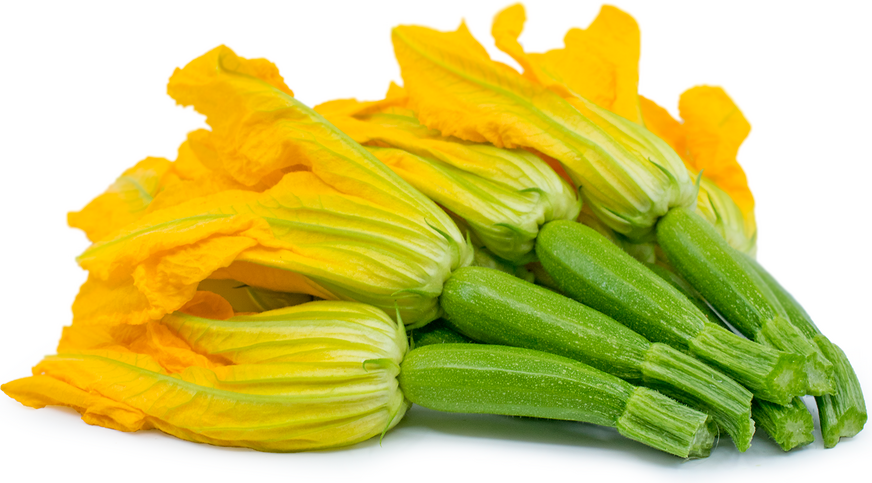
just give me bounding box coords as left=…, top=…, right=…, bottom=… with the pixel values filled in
left=3, top=3, right=865, bottom=459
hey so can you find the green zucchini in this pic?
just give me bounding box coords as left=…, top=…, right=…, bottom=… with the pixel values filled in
left=656, top=207, right=834, bottom=395
left=440, top=266, right=754, bottom=451
left=399, top=344, right=716, bottom=458
left=745, top=256, right=867, bottom=448
left=535, top=220, right=806, bottom=405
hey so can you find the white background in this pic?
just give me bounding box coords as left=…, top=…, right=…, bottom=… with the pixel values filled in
left=1, top=0, right=870, bottom=481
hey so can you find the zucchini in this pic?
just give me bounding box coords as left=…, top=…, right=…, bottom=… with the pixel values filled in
left=745, top=256, right=867, bottom=448
left=656, top=207, right=834, bottom=395
left=535, top=220, right=806, bottom=405
left=440, top=266, right=755, bottom=451
left=399, top=344, right=716, bottom=458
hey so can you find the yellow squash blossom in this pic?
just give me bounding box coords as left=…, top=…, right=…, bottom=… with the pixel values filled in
left=392, top=16, right=695, bottom=241
left=72, top=45, right=471, bottom=330
left=3, top=301, right=408, bottom=452
left=316, top=83, right=580, bottom=264
left=492, top=4, right=755, bottom=253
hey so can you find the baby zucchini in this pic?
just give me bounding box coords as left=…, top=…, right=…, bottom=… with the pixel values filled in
left=399, top=343, right=716, bottom=458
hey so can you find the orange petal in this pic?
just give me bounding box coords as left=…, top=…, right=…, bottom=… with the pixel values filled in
left=560, top=6, right=642, bottom=122
left=2, top=374, right=149, bottom=432
left=679, top=86, right=754, bottom=217
left=492, top=5, right=642, bottom=122
left=68, top=157, right=175, bottom=243
left=639, top=95, right=687, bottom=161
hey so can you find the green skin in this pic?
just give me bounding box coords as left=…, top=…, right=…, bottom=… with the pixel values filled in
left=744, top=255, right=867, bottom=448
left=535, top=220, right=806, bottom=406
left=655, top=207, right=835, bottom=396
left=399, top=344, right=716, bottom=458
left=440, top=266, right=754, bottom=452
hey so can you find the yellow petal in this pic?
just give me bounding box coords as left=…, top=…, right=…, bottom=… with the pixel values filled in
left=492, top=5, right=642, bottom=123
left=491, top=5, right=548, bottom=84
left=68, top=157, right=175, bottom=243
left=640, top=92, right=755, bottom=252
left=171, top=130, right=214, bottom=180
left=560, top=6, right=642, bottom=122
left=679, top=86, right=754, bottom=222
left=2, top=374, right=149, bottom=432
left=315, top=82, right=409, bottom=119
left=71, top=275, right=155, bottom=327
left=167, top=44, right=442, bottom=211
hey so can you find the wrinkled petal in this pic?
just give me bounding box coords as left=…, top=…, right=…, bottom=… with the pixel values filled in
left=68, top=157, right=176, bottom=243
left=2, top=374, right=149, bottom=432
left=560, top=6, right=642, bottom=122
left=493, top=5, right=642, bottom=123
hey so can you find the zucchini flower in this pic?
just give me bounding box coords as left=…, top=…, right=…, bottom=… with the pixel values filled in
left=71, top=46, right=471, bottom=330
left=3, top=301, right=409, bottom=452
left=315, top=84, right=580, bottom=264
left=491, top=4, right=757, bottom=255
left=391, top=11, right=696, bottom=242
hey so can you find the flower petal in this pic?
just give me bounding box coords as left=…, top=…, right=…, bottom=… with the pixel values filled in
left=492, top=5, right=642, bottom=122
left=68, top=157, right=175, bottom=243
left=679, top=86, right=754, bottom=221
